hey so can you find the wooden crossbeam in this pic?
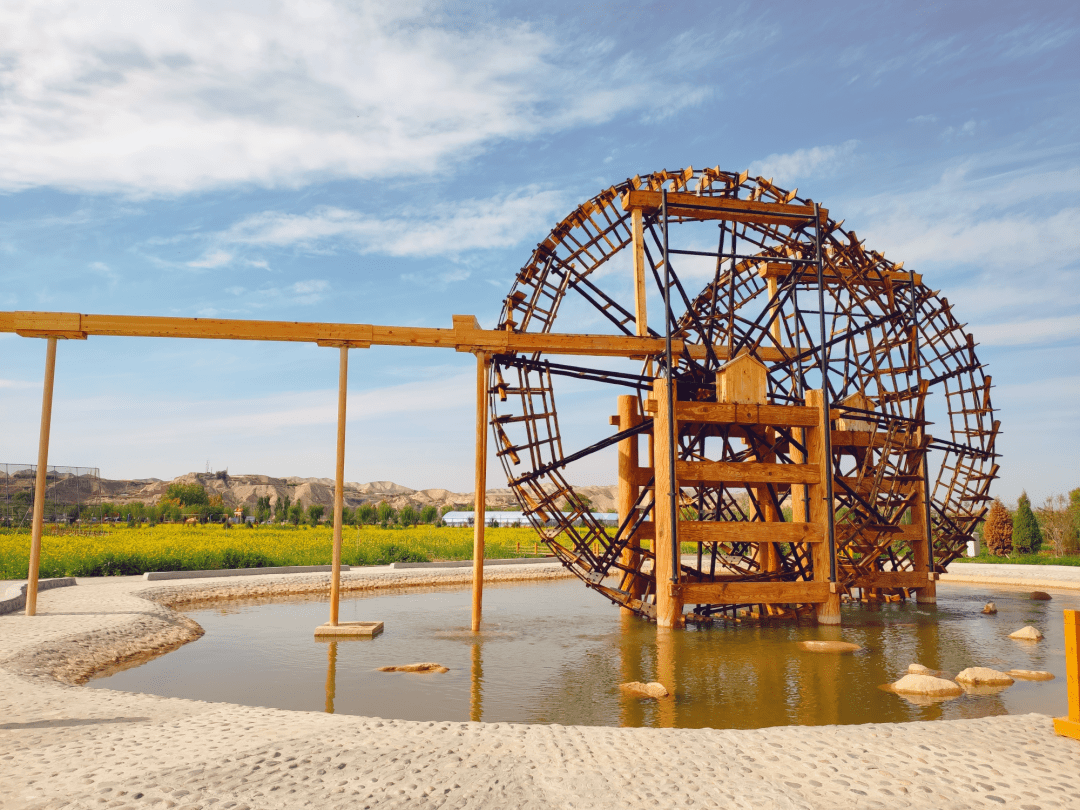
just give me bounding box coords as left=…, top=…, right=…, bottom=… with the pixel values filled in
left=678, top=521, right=824, bottom=545
left=675, top=460, right=820, bottom=486
left=850, top=571, right=935, bottom=590
left=758, top=261, right=921, bottom=286
left=678, top=581, right=831, bottom=604
left=621, top=189, right=827, bottom=228
left=674, top=401, right=819, bottom=427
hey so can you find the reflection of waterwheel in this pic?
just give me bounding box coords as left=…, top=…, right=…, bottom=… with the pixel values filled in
left=490, top=167, right=999, bottom=626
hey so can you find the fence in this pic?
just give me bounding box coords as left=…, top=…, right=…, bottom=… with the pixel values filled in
left=0, top=464, right=100, bottom=527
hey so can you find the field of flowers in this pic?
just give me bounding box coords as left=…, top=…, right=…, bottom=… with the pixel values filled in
left=0, top=523, right=548, bottom=579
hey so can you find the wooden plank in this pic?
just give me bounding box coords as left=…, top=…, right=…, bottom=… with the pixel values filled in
left=675, top=460, right=819, bottom=486
left=621, top=189, right=827, bottom=228
left=851, top=571, right=932, bottom=589
left=679, top=521, right=824, bottom=545
left=679, top=581, right=831, bottom=604
left=674, top=401, right=819, bottom=427
left=652, top=379, right=683, bottom=628
left=758, top=262, right=921, bottom=286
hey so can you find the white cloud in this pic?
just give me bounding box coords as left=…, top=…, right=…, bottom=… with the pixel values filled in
left=210, top=187, right=567, bottom=258
left=0, top=1, right=713, bottom=196
left=748, top=140, right=858, bottom=184
left=969, top=316, right=1080, bottom=347
left=186, top=249, right=233, bottom=269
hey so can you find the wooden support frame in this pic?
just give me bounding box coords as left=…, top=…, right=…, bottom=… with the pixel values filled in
left=1055, top=609, right=1080, bottom=741
left=25, top=337, right=58, bottom=617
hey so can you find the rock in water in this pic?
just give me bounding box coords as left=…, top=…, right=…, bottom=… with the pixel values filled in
left=1007, top=669, right=1055, bottom=681
left=982, top=602, right=997, bottom=614
left=955, top=667, right=1014, bottom=686
left=378, top=663, right=449, bottom=673
left=888, top=674, right=963, bottom=697
left=797, top=640, right=862, bottom=653
left=1009, top=626, right=1044, bottom=641
left=907, top=663, right=933, bottom=675
left=1030, top=591, right=1052, bottom=601
left=620, top=681, right=669, bottom=699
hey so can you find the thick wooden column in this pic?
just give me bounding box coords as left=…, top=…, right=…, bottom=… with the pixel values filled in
left=911, top=423, right=937, bottom=604
left=25, top=336, right=58, bottom=617
left=632, top=208, right=648, bottom=337
left=1054, top=609, right=1080, bottom=740
left=328, top=346, right=349, bottom=626
left=806, top=389, right=841, bottom=625
left=652, top=378, right=683, bottom=629
left=616, top=395, right=644, bottom=612
left=471, top=351, right=490, bottom=632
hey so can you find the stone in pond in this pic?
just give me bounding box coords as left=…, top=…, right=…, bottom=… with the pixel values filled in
left=1008, top=626, right=1044, bottom=641
left=907, top=663, right=933, bottom=675
left=955, top=667, right=1014, bottom=687
left=797, top=640, right=862, bottom=653
left=620, top=681, right=669, bottom=699
left=1007, top=669, right=1055, bottom=681
left=982, top=602, right=997, bottom=614
left=1030, top=591, right=1052, bottom=600
left=378, top=663, right=449, bottom=673
left=888, top=674, right=963, bottom=697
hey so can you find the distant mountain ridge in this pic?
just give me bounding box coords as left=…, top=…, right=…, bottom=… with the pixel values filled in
left=76, top=472, right=618, bottom=514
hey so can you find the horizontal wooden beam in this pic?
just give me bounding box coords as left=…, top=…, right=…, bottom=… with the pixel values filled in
left=621, top=189, right=827, bottom=228
left=679, top=520, right=823, bottom=545
left=675, top=401, right=819, bottom=427
left=678, top=580, right=831, bottom=604
left=758, top=261, right=921, bottom=286
left=850, top=571, right=935, bottom=590
left=675, top=460, right=820, bottom=487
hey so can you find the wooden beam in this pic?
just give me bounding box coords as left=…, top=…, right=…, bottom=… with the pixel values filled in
left=616, top=395, right=645, bottom=610
left=675, top=460, right=820, bottom=487
left=806, top=389, right=842, bottom=626
left=759, top=261, right=921, bottom=286
left=328, top=347, right=348, bottom=627
left=471, top=351, right=490, bottom=632
left=652, top=378, right=683, bottom=629
left=851, top=571, right=934, bottom=590
left=25, top=337, right=57, bottom=617
left=678, top=581, right=831, bottom=605
left=678, top=521, right=824, bottom=545
left=621, top=189, right=827, bottom=228
left=1054, top=609, right=1080, bottom=741
left=674, top=401, right=819, bottom=427
left=631, top=208, right=648, bottom=337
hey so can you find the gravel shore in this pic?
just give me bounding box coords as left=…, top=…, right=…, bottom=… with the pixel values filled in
left=2, top=563, right=1079, bottom=809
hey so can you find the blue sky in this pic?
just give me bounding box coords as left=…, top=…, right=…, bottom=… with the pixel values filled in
left=1, top=0, right=1077, bottom=502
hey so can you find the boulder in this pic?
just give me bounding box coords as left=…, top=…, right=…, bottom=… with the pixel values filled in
left=797, top=640, right=862, bottom=654
left=888, top=674, right=963, bottom=697
left=907, top=663, right=933, bottom=675
left=955, top=667, right=1014, bottom=687
left=982, top=602, right=997, bottom=614
left=1030, top=591, right=1052, bottom=601
left=1007, top=669, right=1055, bottom=681
left=378, top=662, right=449, bottom=673
left=1009, top=626, right=1044, bottom=641
left=620, top=681, right=669, bottom=699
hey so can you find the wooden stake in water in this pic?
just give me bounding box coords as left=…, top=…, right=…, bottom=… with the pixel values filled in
left=26, top=336, right=58, bottom=618
left=471, top=351, right=490, bottom=632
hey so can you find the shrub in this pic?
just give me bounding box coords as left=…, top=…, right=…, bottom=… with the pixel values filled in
left=983, top=498, right=1013, bottom=556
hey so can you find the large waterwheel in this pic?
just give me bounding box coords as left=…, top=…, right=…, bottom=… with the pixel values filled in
left=489, top=167, right=999, bottom=626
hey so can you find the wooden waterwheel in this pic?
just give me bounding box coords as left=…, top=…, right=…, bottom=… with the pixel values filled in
left=490, top=167, right=999, bottom=627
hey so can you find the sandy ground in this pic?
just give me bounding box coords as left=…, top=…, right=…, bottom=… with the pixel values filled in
left=2, top=563, right=1080, bottom=810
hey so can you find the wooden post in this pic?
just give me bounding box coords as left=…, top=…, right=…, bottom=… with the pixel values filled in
left=25, top=336, right=58, bottom=618
left=652, top=378, right=683, bottom=628
left=324, top=641, right=338, bottom=714
left=471, top=351, right=490, bottom=632
left=616, top=395, right=644, bottom=611
left=806, top=389, right=841, bottom=625
left=470, top=641, right=483, bottom=722
left=912, top=421, right=937, bottom=604
left=1054, top=609, right=1080, bottom=740
left=632, top=208, right=648, bottom=337
left=328, top=346, right=348, bottom=627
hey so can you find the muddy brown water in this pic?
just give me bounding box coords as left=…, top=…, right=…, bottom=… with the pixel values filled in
left=90, top=580, right=1079, bottom=729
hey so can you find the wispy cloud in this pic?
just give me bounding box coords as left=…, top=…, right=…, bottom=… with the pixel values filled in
left=0, top=1, right=715, bottom=197
left=748, top=141, right=858, bottom=184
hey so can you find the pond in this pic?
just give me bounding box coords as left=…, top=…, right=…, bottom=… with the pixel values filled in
left=91, top=579, right=1079, bottom=729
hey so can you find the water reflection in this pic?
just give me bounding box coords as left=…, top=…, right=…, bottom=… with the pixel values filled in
left=92, top=580, right=1078, bottom=730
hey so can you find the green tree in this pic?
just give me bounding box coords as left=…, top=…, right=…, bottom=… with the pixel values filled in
left=164, top=483, right=209, bottom=506
left=288, top=503, right=304, bottom=525
left=376, top=501, right=395, bottom=525
left=419, top=504, right=438, bottom=524
left=308, top=503, right=326, bottom=525
left=255, top=496, right=272, bottom=523
left=1012, top=492, right=1042, bottom=554
left=276, top=495, right=291, bottom=523
left=398, top=504, right=418, bottom=526
left=357, top=503, right=376, bottom=524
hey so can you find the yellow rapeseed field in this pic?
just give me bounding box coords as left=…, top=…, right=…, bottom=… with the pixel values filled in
left=0, top=523, right=547, bottom=579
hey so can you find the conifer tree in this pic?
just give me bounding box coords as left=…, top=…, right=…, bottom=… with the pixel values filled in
left=1012, top=491, right=1042, bottom=554
left=983, top=498, right=1013, bottom=556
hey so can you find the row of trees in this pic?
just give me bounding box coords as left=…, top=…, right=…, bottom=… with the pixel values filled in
left=983, top=488, right=1080, bottom=557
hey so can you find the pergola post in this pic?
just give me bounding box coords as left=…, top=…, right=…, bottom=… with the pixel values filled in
left=25, top=336, right=58, bottom=617
left=471, top=351, right=490, bottom=632
left=328, top=346, right=348, bottom=626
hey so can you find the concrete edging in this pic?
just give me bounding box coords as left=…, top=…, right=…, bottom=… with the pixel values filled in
left=143, top=564, right=349, bottom=581
left=0, top=577, right=77, bottom=615
left=389, top=557, right=558, bottom=570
